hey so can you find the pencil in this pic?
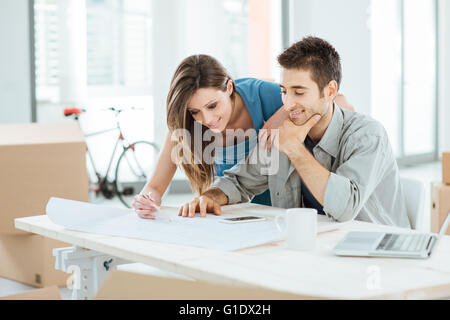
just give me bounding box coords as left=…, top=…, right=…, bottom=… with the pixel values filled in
left=142, top=194, right=172, bottom=222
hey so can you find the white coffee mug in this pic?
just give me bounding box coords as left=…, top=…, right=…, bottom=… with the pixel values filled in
left=275, top=208, right=317, bottom=251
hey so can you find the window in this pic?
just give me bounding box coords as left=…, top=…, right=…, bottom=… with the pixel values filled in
left=86, top=0, right=152, bottom=95
left=35, top=0, right=282, bottom=101
left=34, top=0, right=152, bottom=102
left=180, top=0, right=282, bottom=81
left=370, top=0, right=437, bottom=164
left=370, top=0, right=402, bottom=155
left=403, top=0, right=437, bottom=156
left=34, top=0, right=60, bottom=102
left=34, top=0, right=154, bottom=178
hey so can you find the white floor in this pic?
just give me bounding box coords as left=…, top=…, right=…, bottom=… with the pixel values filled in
left=0, top=161, right=443, bottom=299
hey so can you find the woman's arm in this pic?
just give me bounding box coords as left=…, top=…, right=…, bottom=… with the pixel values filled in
left=140, top=131, right=177, bottom=196
left=335, top=93, right=355, bottom=111
left=132, top=132, right=177, bottom=219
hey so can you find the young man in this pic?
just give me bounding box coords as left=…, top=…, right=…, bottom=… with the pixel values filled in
left=178, top=36, right=410, bottom=228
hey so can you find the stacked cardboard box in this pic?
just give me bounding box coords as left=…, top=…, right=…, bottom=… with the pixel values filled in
left=430, top=152, right=450, bottom=235
left=443, top=152, right=450, bottom=185
left=0, top=123, right=89, bottom=287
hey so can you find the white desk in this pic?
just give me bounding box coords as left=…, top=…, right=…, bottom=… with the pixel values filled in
left=15, top=214, right=450, bottom=300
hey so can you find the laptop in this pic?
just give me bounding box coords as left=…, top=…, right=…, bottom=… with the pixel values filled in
left=333, top=212, right=450, bottom=259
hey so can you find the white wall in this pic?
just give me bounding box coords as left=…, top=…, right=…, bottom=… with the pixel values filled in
left=58, top=0, right=87, bottom=106
left=438, top=0, right=450, bottom=153
left=150, top=0, right=246, bottom=146
left=183, top=0, right=228, bottom=62
left=0, top=0, right=34, bottom=123
left=288, top=0, right=372, bottom=115
left=151, top=0, right=184, bottom=146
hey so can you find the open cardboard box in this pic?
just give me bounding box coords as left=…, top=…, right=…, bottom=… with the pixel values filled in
left=0, top=122, right=89, bottom=235
left=0, top=122, right=88, bottom=286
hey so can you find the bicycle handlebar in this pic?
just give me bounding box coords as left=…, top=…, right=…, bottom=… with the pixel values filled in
left=64, top=107, right=145, bottom=117
left=63, top=108, right=86, bottom=117
left=106, top=107, right=145, bottom=114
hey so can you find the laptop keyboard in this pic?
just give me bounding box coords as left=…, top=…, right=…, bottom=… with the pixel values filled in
left=376, top=233, right=431, bottom=252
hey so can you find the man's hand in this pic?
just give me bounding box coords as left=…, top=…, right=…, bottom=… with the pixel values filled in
left=178, top=195, right=223, bottom=218
left=272, top=114, right=321, bottom=157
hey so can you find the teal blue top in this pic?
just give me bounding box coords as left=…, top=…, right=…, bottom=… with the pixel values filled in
left=214, top=78, right=283, bottom=206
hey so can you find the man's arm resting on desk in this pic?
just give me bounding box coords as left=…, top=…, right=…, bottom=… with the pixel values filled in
left=179, top=146, right=271, bottom=218
left=211, top=146, right=271, bottom=205
left=179, top=165, right=268, bottom=217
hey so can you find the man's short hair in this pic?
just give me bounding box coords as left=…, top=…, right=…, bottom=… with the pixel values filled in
left=278, top=36, right=342, bottom=93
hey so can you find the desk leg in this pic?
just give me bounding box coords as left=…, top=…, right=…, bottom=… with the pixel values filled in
left=53, top=246, right=130, bottom=300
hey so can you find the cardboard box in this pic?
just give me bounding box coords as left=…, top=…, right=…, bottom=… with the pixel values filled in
left=0, top=234, right=70, bottom=288
left=0, top=286, right=62, bottom=300
left=0, top=123, right=89, bottom=235
left=443, top=152, right=450, bottom=185
left=95, top=270, right=309, bottom=300
left=430, top=182, right=450, bottom=235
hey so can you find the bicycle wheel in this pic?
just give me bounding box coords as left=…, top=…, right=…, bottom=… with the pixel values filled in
left=115, top=141, right=160, bottom=208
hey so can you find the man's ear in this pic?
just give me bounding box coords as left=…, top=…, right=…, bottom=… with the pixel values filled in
left=324, top=80, right=338, bottom=101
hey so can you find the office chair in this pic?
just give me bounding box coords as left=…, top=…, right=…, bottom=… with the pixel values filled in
left=400, top=177, right=426, bottom=230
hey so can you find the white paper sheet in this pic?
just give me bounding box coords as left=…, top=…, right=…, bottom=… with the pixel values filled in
left=46, top=198, right=342, bottom=251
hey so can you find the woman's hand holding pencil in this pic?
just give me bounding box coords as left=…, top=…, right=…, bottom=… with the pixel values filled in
left=132, top=190, right=162, bottom=220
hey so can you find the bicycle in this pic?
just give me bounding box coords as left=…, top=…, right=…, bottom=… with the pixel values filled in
left=64, top=107, right=160, bottom=208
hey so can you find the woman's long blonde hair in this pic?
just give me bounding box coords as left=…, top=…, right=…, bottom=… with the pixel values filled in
left=166, top=55, right=235, bottom=195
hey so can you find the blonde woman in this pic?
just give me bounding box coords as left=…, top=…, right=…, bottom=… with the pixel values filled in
left=132, top=54, right=354, bottom=219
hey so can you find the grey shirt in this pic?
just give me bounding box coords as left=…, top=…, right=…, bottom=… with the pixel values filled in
left=211, top=106, right=411, bottom=228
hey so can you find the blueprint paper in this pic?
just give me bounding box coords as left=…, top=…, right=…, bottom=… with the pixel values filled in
left=46, top=198, right=340, bottom=251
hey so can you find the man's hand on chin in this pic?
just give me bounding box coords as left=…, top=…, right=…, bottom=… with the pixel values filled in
left=272, top=114, right=321, bottom=158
